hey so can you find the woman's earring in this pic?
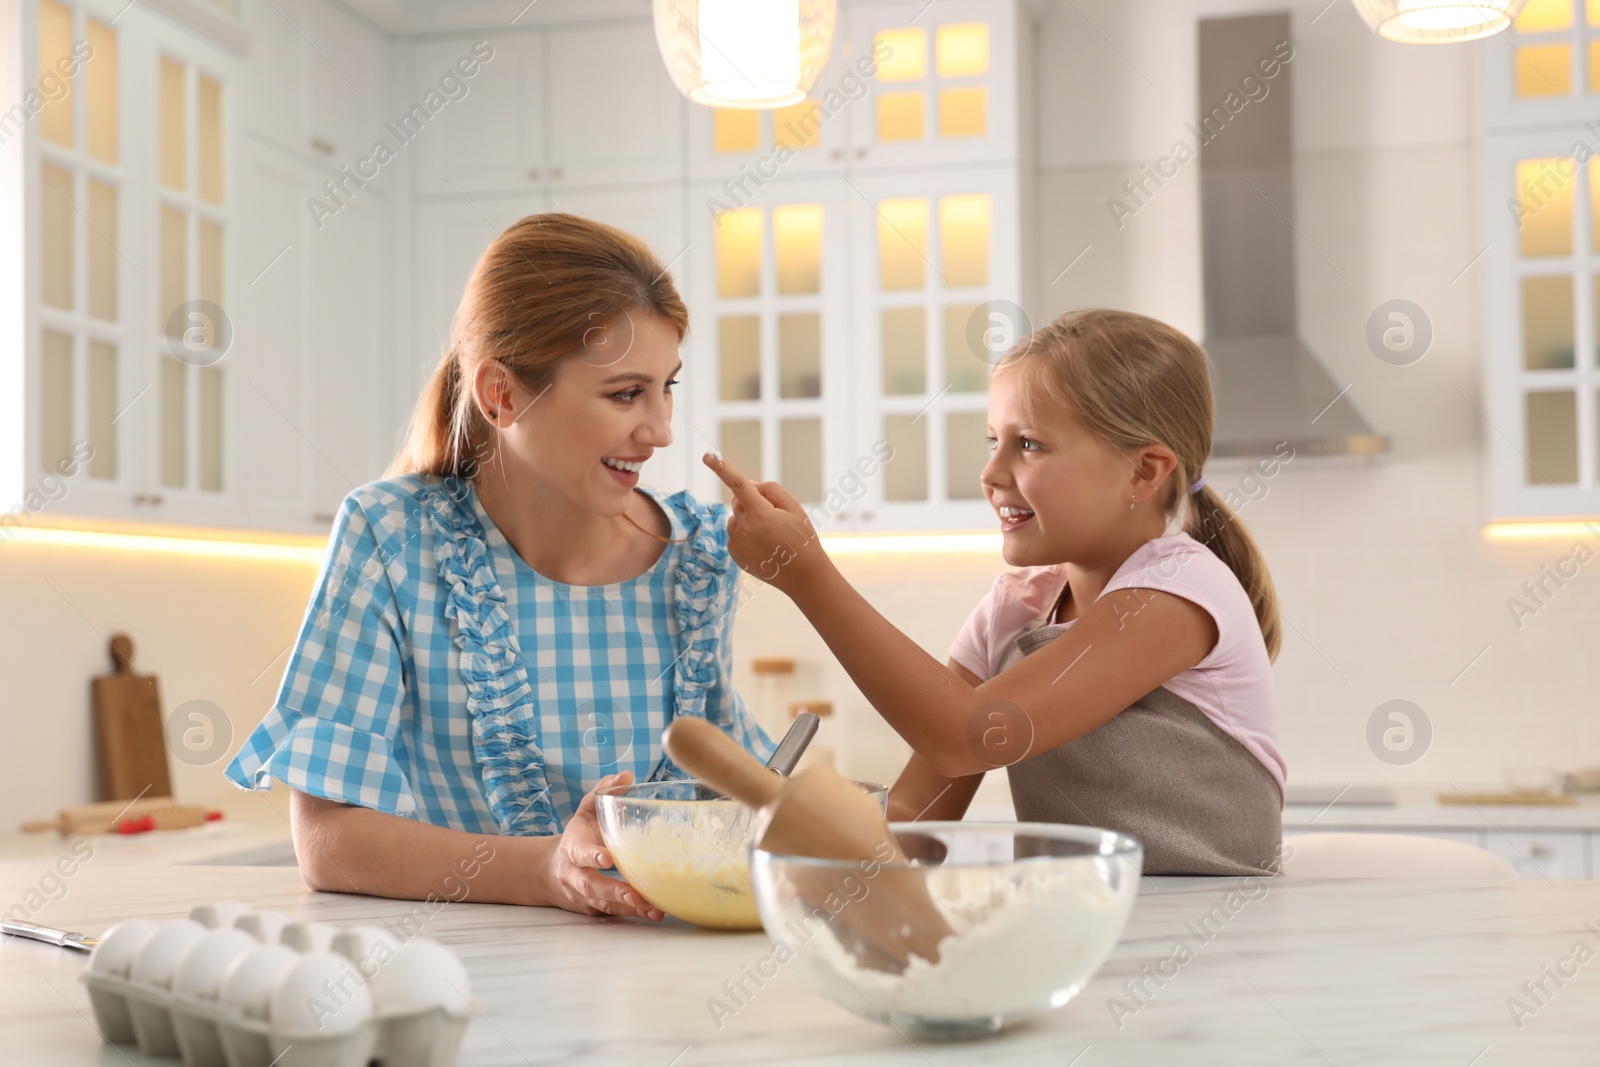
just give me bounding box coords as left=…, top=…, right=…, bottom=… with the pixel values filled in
left=1129, top=495, right=1135, bottom=510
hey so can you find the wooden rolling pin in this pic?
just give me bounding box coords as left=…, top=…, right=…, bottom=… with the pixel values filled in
left=664, top=716, right=953, bottom=972
left=22, top=797, right=222, bottom=836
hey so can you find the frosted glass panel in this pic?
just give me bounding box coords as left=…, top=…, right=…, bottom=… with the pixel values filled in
left=199, top=219, right=223, bottom=306
left=161, top=205, right=186, bottom=333
left=199, top=365, right=223, bottom=491
left=198, top=75, right=223, bottom=204
left=718, top=419, right=762, bottom=504
left=160, top=57, right=186, bottom=192
left=88, top=179, right=118, bottom=321
left=883, top=415, right=927, bottom=501
left=161, top=357, right=187, bottom=488
left=1515, top=43, right=1571, bottom=98
left=773, top=203, right=822, bottom=294
left=1522, top=276, right=1574, bottom=370
left=936, top=23, right=989, bottom=77
left=778, top=312, right=821, bottom=398
left=882, top=307, right=925, bottom=394
left=88, top=340, right=117, bottom=479
left=874, top=28, right=927, bottom=81
left=713, top=108, right=759, bottom=154
left=946, top=410, right=988, bottom=499
left=877, top=198, right=928, bottom=290
left=1525, top=390, right=1577, bottom=484
left=1517, top=0, right=1573, bottom=32
left=876, top=92, right=924, bottom=142
left=718, top=315, right=760, bottom=401
left=39, top=0, right=74, bottom=147
left=773, top=101, right=821, bottom=149
left=944, top=303, right=989, bottom=392
left=779, top=418, right=822, bottom=503
left=938, top=87, right=986, bottom=138
left=715, top=208, right=762, bottom=297
left=41, top=330, right=73, bottom=473
left=41, top=163, right=73, bottom=310
left=940, top=194, right=990, bottom=286
left=1517, top=159, right=1574, bottom=257
left=86, top=19, right=117, bottom=163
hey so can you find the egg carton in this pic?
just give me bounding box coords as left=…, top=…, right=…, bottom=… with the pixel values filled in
left=81, top=901, right=476, bottom=1067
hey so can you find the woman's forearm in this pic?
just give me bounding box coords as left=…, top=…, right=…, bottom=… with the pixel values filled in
left=289, top=790, right=556, bottom=907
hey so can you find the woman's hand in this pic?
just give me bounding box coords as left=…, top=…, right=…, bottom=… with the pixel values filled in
left=702, top=452, right=832, bottom=596
left=542, top=771, right=664, bottom=921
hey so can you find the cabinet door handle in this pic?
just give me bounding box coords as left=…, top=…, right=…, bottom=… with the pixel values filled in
left=527, top=168, right=541, bottom=181
left=132, top=492, right=164, bottom=506
left=1529, top=844, right=1549, bottom=858
left=854, top=147, right=867, bottom=159
left=830, top=148, right=844, bottom=161
left=310, top=137, right=336, bottom=157
left=551, top=165, right=564, bottom=180
left=311, top=512, right=336, bottom=525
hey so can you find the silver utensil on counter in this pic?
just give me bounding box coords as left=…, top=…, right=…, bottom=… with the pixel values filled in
left=1, top=918, right=97, bottom=952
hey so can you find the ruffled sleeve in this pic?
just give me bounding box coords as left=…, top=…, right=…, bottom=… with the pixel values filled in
left=650, top=493, right=778, bottom=781
left=419, top=477, right=562, bottom=836
left=223, top=492, right=421, bottom=816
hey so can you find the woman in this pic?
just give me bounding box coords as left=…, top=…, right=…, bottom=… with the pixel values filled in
left=224, top=214, right=777, bottom=917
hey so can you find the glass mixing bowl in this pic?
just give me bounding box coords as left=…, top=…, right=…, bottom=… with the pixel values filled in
left=595, top=778, right=888, bottom=931
left=748, top=821, right=1142, bottom=1038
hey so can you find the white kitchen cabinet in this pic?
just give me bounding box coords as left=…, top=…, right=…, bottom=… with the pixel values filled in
left=544, top=22, right=683, bottom=189
left=235, top=138, right=393, bottom=531
left=409, top=34, right=542, bottom=198
left=1487, top=830, right=1592, bottom=880
left=841, top=0, right=1019, bottom=170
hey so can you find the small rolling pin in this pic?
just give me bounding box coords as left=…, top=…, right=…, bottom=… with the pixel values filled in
left=664, top=716, right=953, bottom=972
left=22, top=798, right=223, bottom=836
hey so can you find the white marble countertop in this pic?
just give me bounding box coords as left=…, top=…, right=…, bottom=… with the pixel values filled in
left=3, top=860, right=1598, bottom=1065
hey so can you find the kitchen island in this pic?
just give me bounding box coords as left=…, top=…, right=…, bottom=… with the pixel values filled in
left=2, top=859, right=1597, bottom=1065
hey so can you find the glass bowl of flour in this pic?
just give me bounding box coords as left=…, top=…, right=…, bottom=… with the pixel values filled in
left=749, top=822, right=1142, bottom=1038
left=596, top=779, right=888, bottom=930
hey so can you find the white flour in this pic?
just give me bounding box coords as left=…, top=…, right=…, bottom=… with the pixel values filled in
left=797, top=858, right=1135, bottom=1020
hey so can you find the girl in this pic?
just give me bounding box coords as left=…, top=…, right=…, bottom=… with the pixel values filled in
left=225, top=214, right=777, bottom=917
left=705, top=308, right=1286, bottom=876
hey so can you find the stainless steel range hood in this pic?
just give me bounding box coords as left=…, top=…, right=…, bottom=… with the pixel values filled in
left=1198, top=13, right=1389, bottom=458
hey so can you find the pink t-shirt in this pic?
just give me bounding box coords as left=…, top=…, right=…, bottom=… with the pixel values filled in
left=948, top=532, right=1285, bottom=801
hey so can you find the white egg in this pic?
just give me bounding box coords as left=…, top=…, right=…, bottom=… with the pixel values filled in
left=188, top=900, right=253, bottom=930
left=365, top=937, right=471, bottom=1016
left=234, top=909, right=291, bottom=944
left=129, top=919, right=207, bottom=989
left=87, top=918, right=158, bottom=979
left=218, top=944, right=301, bottom=1021
left=331, top=925, right=398, bottom=972
left=269, top=951, right=373, bottom=1035
left=279, top=920, right=337, bottom=953
left=173, top=927, right=259, bottom=1000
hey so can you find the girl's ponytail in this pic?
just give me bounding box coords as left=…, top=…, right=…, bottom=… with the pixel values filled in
left=1183, top=483, right=1282, bottom=661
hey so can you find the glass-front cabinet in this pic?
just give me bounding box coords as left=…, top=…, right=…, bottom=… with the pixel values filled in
left=1485, top=0, right=1600, bottom=516
left=684, top=0, right=1027, bottom=531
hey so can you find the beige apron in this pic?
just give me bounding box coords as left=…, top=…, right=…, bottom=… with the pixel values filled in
left=997, top=606, right=1282, bottom=877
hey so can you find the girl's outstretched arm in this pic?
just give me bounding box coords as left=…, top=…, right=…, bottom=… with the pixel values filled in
left=706, top=454, right=1218, bottom=778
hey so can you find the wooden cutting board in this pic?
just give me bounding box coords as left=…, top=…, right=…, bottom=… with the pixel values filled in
left=21, top=797, right=220, bottom=835
left=91, top=634, right=172, bottom=802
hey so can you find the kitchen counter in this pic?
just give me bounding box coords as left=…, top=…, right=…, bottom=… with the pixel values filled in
left=1282, top=785, right=1600, bottom=831
left=3, top=861, right=1597, bottom=1065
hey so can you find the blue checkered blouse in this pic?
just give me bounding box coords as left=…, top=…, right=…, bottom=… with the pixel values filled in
left=223, top=474, right=777, bottom=836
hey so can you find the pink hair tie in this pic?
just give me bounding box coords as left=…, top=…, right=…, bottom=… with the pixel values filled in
left=1188, top=475, right=1206, bottom=495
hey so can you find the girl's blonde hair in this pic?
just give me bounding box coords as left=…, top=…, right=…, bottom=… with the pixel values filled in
left=1003, top=308, right=1282, bottom=661
left=387, top=213, right=689, bottom=478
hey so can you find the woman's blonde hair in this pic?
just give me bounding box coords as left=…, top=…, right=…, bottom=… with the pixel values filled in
left=387, top=213, right=689, bottom=478
left=1003, top=308, right=1282, bottom=661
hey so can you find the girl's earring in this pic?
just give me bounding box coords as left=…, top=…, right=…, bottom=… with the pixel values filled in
left=1129, top=494, right=1136, bottom=510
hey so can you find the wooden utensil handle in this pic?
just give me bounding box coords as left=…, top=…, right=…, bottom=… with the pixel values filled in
left=664, top=717, right=784, bottom=809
